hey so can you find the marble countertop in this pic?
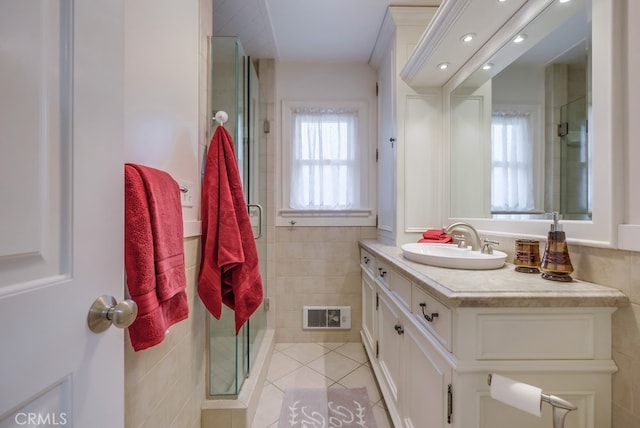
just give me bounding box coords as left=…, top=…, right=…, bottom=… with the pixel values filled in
left=360, top=240, right=628, bottom=308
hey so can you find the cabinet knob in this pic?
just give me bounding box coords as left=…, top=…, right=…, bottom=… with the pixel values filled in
left=363, top=256, right=370, bottom=264
left=389, top=137, right=396, bottom=142
left=394, top=324, right=404, bottom=335
left=378, top=268, right=387, bottom=278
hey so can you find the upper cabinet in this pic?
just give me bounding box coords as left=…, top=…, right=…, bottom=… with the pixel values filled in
left=401, top=0, right=624, bottom=248
left=369, top=6, right=441, bottom=246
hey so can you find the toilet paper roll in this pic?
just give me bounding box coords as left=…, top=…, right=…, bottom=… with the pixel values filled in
left=489, top=374, right=542, bottom=417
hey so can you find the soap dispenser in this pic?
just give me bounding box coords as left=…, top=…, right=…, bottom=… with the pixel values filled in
left=540, top=212, right=573, bottom=282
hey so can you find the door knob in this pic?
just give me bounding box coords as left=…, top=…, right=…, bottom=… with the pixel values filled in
left=87, top=295, right=138, bottom=333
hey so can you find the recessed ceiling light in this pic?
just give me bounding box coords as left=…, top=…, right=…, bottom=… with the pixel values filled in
left=437, top=62, right=450, bottom=70
left=482, top=63, right=494, bottom=70
left=497, top=0, right=508, bottom=3
left=461, top=33, right=476, bottom=43
left=558, top=0, right=571, bottom=3
left=513, top=34, right=527, bottom=43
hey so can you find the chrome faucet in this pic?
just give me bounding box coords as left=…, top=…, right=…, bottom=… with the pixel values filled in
left=444, top=222, right=482, bottom=251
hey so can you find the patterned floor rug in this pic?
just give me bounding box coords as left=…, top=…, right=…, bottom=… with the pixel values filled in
left=278, top=387, right=377, bottom=428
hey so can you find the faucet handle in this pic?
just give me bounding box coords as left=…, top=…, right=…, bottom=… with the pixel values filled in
left=481, top=239, right=499, bottom=254
left=453, top=234, right=466, bottom=248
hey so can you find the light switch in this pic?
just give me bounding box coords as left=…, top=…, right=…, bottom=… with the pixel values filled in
left=178, top=179, right=193, bottom=207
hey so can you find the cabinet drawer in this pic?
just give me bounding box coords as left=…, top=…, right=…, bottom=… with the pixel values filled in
left=361, top=249, right=375, bottom=275
left=471, top=312, right=597, bottom=360
left=390, top=270, right=411, bottom=309
left=412, top=285, right=452, bottom=351
left=376, top=259, right=391, bottom=289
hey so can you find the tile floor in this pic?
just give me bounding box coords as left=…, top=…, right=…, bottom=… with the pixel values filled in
left=251, top=342, right=392, bottom=428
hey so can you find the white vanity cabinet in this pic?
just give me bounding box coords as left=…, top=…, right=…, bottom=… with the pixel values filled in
left=378, top=282, right=453, bottom=428
left=360, top=242, right=626, bottom=428
left=370, top=6, right=441, bottom=246
left=362, top=251, right=454, bottom=427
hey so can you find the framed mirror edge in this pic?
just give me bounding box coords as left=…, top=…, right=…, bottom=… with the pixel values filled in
left=441, top=0, right=623, bottom=249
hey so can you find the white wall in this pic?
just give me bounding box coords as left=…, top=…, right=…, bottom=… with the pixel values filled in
left=276, top=62, right=377, bottom=102
left=625, top=0, right=640, bottom=223
left=123, top=0, right=201, bottom=228
left=122, top=1, right=207, bottom=427
left=492, top=65, right=545, bottom=105
left=274, top=62, right=377, bottom=221
left=273, top=62, right=378, bottom=342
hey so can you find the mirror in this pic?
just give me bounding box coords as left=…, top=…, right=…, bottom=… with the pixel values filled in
left=450, top=0, right=590, bottom=220
left=444, top=0, right=618, bottom=246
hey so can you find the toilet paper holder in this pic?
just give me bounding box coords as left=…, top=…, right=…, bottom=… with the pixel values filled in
left=487, top=374, right=577, bottom=428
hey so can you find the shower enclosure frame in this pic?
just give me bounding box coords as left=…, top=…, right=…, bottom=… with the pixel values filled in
left=206, top=36, right=267, bottom=398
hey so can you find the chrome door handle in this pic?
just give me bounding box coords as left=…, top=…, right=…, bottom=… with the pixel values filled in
left=248, top=203, right=263, bottom=240
left=87, top=295, right=138, bottom=333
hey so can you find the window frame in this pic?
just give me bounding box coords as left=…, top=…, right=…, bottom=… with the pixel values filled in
left=277, top=100, right=375, bottom=227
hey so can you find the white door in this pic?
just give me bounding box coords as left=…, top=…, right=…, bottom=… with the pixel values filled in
left=377, top=47, right=396, bottom=241
left=0, top=1, right=125, bottom=427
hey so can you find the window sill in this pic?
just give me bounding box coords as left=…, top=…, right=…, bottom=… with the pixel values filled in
left=276, top=209, right=375, bottom=227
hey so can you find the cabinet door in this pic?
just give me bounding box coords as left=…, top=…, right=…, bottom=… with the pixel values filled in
left=377, top=286, right=403, bottom=406
left=377, top=47, right=396, bottom=240
left=361, top=270, right=377, bottom=354
left=402, top=319, right=452, bottom=428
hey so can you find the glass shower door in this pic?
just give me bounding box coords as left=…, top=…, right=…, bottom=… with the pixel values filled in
left=245, top=55, right=267, bottom=375
left=559, top=96, right=591, bottom=220
left=209, top=36, right=246, bottom=396
left=208, top=37, right=267, bottom=397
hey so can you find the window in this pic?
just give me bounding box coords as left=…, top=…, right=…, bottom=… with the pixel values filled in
left=491, top=105, right=543, bottom=213
left=279, top=101, right=374, bottom=226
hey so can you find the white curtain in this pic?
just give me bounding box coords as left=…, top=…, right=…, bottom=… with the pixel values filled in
left=491, top=111, right=534, bottom=212
left=290, top=107, right=359, bottom=210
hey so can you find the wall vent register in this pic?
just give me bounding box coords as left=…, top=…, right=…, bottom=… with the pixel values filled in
left=303, top=306, right=351, bottom=329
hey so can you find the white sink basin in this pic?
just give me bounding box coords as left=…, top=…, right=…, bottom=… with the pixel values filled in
left=401, top=243, right=507, bottom=270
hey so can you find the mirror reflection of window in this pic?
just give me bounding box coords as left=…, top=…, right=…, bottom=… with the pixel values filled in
left=491, top=109, right=535, bottom=213
left=490, top=101, right=544, bottom=217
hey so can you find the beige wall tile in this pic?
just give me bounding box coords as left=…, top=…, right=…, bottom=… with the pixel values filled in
left=125, top=236, right=204, bottom=428
left=629, top=251, right=640, bottom=306
left=201, top=409, right=231, bottom=427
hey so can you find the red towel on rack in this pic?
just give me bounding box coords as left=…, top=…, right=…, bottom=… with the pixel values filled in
left=124, top=163, right=189, bottom=351
left=198, top=126, right=263, bottom=333
left=418, top=228, right=453, bottom=243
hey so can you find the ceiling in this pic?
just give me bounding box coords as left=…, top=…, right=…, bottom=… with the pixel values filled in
left=213, top=0, right=441, bottom=62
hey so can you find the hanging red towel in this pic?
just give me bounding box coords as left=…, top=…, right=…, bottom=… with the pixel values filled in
left=418, top=228, right=453, bottom=243
left=124, top=163, right=189, bottom=351
left=198, top=126, right=263, bottom=333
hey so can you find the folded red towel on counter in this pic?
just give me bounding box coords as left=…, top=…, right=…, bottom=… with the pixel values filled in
left=418, top=228, right=453, bottom=243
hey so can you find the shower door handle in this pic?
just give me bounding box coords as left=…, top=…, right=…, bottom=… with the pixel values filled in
left=248, top=204, right=263, bottom=240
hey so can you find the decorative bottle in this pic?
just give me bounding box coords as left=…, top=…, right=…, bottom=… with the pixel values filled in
left=540, top=212, right=573, bottom=282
